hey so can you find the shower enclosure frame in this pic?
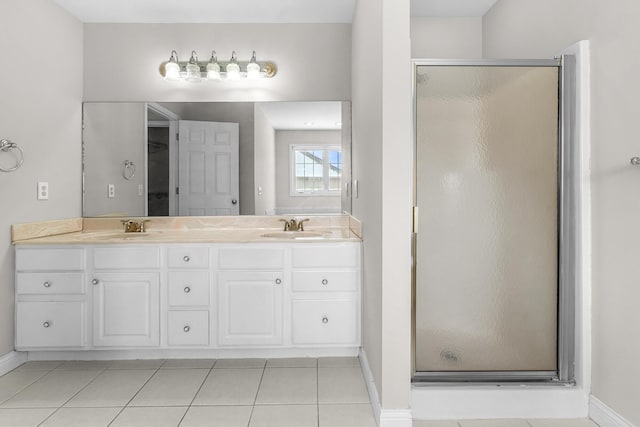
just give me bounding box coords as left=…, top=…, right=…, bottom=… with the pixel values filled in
left=411, top=57, right=578, bottom=385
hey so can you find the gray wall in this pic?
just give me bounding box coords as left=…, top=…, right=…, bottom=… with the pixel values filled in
left=410, top=17, right=483, bottom=58
left=83, top=23, right=351, bottom=102
left=254, top=106, right=277, bottom=215
left=83, top=103, right=146, bottom=217
left=484, top=0, right=640, bottom=424
left=274, top=130, right=342, bottom=214
left=0, top=0, right=83, bottom=356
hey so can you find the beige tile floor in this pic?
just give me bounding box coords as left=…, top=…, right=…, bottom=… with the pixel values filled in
left=0, top=357, right=375, bottom=427
left=0, top=358, right=601, bottom=427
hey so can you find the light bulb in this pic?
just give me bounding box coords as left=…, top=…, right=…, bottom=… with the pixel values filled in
left=247, top=51, right=260, bottom=79
left=226, top=51, right=241, bottom=80
left=163, top=50, right=181, bottom=81
left=185, top=51, right=201, bottom=82
left=206, top=50, right=221, bottom=80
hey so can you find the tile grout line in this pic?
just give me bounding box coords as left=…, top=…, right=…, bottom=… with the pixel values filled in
left=0, top=367, right=55, bottom=408
left=106, top=363, right=165, bottom=426
left=176, top=362, right=216, bottom=426
left=246, top=359, right=267, bottom=427
left=35, top=364, right=110, bottom=426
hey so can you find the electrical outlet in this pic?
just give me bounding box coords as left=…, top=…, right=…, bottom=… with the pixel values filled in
left=108, top=184, right=115, bottom=198
left=37, top=182, right=49, bottom=200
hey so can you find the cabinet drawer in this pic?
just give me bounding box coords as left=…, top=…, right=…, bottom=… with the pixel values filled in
left=292, top=299, right=357, bottom=345
left=93, top=247, right=160, bottom=270
left=16, top=302, right=84, bottom=348
left=168, top=271, right=210, bottom=307
left=292, top=245, right=358, bottom=268
left=219, top=248, right=284, bottom=270
left=168, top=311, right=209, bottom=346
left=292, top=271, right=357, bottom=292
left=16, top=272, right=85, bottom=295
left=168, top=247, right=209, bottom=269
left=16, top=248, right=84, bottom=271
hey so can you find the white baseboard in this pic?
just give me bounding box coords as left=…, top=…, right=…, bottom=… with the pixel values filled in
left=0, top=351, right=27, bottom=376
left=359, top=349, right=382, bottom=424
left=590, top=396, right=637, bottom=427
left=358, top=349, right=413, bottom=427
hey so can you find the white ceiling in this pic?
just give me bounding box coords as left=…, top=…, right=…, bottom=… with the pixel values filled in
left=53, top=0, right=497, bottom=23
left=258, top=102, right=342, bottom=130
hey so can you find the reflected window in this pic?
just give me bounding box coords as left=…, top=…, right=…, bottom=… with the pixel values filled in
left=290, top=145, right=342, bottom=195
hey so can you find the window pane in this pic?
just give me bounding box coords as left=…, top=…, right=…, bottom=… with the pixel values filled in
left=292, top=147, right=342, bottom=193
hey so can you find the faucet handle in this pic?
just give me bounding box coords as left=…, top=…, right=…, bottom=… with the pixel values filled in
left=278, top=218, right=290, bottom=231
left=297, top=218, right=310, bottom=231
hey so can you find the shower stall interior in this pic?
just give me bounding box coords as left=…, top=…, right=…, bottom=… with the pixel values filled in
left=412, top=58, right=577, bottom=383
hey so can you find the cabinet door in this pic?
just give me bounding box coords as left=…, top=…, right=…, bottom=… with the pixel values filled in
left=217, top=271, right=283, bottom=346
left=92, top=272, right=160, bottom=347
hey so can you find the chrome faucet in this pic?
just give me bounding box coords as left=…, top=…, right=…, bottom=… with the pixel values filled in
left=279, top=218, right=310, bottom=231
left=121, top=219, right=149, bottom=233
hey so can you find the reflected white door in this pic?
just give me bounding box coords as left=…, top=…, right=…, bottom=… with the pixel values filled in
left=178, top=120, right=239, bottom=216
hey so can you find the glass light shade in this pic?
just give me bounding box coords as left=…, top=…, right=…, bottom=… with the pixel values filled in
left=207, top=62, right=221, bottom=80
left=226, top=62, right=241, bottom=80
left=185, top=51, right=201, bottom=82
left=186, top=63, right=201, bottom=82
left=164, top=61, right=180, bottom=80
left=246, top=61, right=260, bottom=79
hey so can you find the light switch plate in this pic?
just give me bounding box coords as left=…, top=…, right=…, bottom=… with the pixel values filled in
left=37, top=182, right=49, bottom=200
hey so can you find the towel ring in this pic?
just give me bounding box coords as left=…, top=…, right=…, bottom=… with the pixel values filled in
left=122, top=160, right=136, bottom=180
left=0, top=139, right=24, bottom=172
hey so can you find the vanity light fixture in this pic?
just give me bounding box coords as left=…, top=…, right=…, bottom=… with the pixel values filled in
left=159, top=50, right=277, bottom=81
left=226, top=51, right=241, bottom=80
left=206, top=51, right=221, bottom=80
left=185, top=51, right=202, bottom=82
left=163, top=50, right=181, bottom=81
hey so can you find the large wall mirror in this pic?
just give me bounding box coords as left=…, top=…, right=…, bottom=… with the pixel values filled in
left=83, top=101, right=351, bottom=217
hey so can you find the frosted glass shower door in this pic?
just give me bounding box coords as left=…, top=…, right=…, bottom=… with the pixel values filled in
left=414, top=65, right=560, bottom=374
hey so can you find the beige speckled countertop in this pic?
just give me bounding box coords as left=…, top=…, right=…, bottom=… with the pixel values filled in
left=12, top=216, right=362, bottom=245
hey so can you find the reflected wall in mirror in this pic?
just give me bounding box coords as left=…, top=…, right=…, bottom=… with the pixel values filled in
left=82, top=101, right=352, bottom=217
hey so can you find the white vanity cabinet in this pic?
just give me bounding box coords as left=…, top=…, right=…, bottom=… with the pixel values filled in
left=15, top=240, right=361, bottom=355
left=291, top=244, right=361, bottom=346
left=15, top=248, right=86, bottom=349
left=90, top=247, right=160, bottom=347
left=217, top=247, right=285, bottom=346
left=166, top=247, right=210, bottom=347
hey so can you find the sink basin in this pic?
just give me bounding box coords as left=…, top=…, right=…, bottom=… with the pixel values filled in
left=261, top=231, right=325, bottom=239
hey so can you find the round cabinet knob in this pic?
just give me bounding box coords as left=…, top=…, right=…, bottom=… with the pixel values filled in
left=184, top=286, right=191, bottom=293
left=92, top=279, right=99, bottom=285
left=43, top=281, right=51, bottom=288
left=322, top=317, right=329, bottom=324
left=275, top=278, right=282, bottom=285
left=183, top=256, right=190, bottom=262
left=183, top=326, right=191, bottom=333
left=232, top=199, right=238, bottom=205
left=43, top=321, right=51, bottom=328
left=321, top=279, right=328, bottom=286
